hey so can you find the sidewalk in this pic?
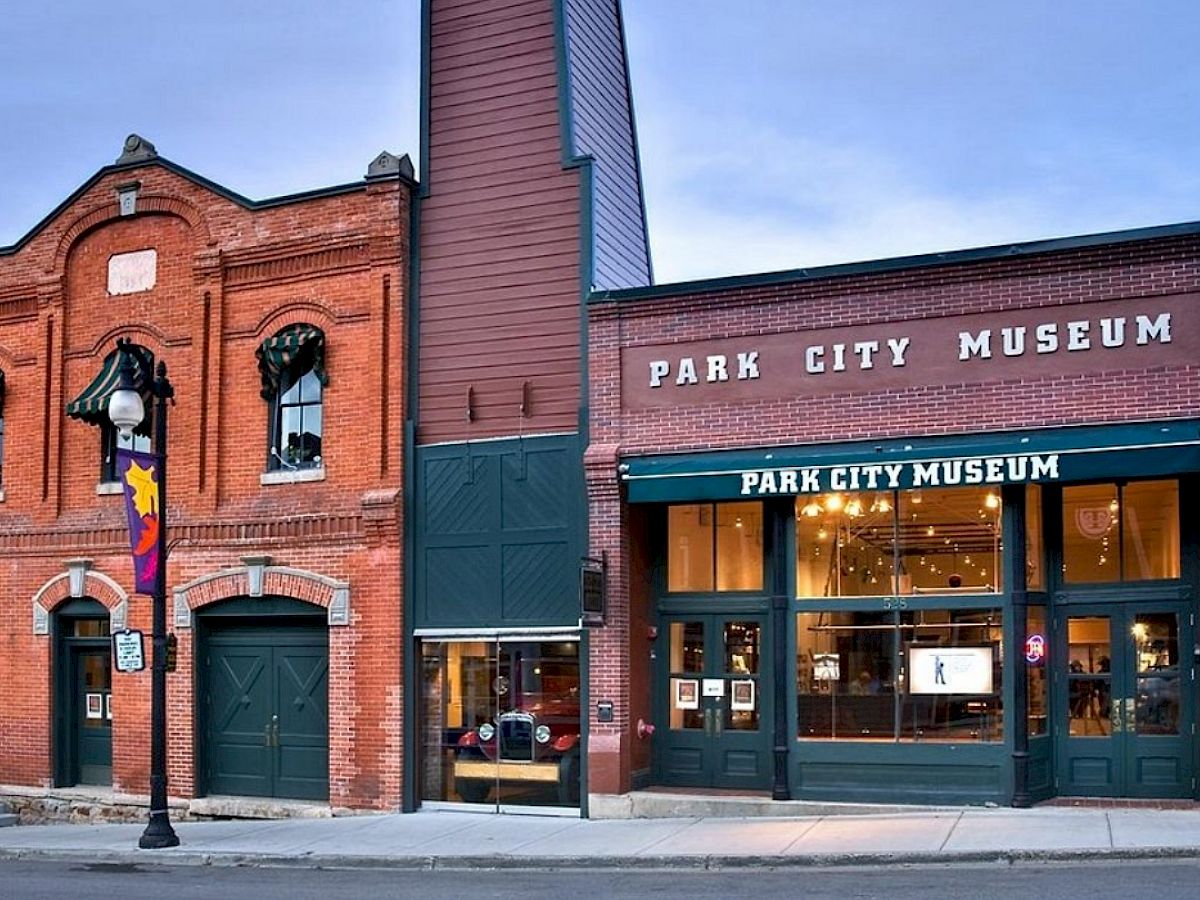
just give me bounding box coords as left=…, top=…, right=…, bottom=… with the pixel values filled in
left=4, top=804, right=1200, bottom=869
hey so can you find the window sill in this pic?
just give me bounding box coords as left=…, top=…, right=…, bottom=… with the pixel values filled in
left=261, top=466, right=325, bottom=486
left=96, top=481, right=124, bottom=496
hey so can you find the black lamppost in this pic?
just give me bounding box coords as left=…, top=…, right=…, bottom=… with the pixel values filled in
left=109, top=352, right=179, bottom=849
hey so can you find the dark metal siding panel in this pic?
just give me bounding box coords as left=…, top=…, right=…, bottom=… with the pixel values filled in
left=564, top=0, right=651, bottom=291
left=414, top=435, right=583, bottom=628
left=420, top=0, right=583, bottom=445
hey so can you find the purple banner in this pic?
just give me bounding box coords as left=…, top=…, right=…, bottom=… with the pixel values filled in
left=116, top=448, right=161, bottom=594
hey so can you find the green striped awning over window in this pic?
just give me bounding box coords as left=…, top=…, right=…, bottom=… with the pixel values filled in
left=65, top=341, right=154, bottom=433
left=256, top=323, right=327, bottom=400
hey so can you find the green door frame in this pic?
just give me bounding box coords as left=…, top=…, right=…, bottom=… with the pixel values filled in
left=653, top=608, right=773, bottom=790
left=196, top=598, right=329, bottom=801
left=1054, top=601, right=1195, bottom=798
left=53, top=600, right=111, bottom=788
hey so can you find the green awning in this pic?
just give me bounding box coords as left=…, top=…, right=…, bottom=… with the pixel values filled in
left=256, top=323, right=327, bottom=400
left=65, top=342, right=153, bottom=433
left=622, top=420, right=1200, bottom=503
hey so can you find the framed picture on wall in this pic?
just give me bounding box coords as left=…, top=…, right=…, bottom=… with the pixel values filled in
left=86, top=693, right=103, bottom=720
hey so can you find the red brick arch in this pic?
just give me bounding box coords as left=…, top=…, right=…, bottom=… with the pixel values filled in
left=35, top=572, right=127, bottom=613
left=32, top=565, right=130, bottom=634
left=50, top=193, right=212, bottom=274
left=174, top=563, right=349, bottom=624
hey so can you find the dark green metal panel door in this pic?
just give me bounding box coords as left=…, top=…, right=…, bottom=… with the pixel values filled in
left=75, top=649, right=112, bottom=785
left=206, top=640, right=272, bottom=797
left=205, top=624, right=328, bottom=800
left=1056, top=603, right=1193, bottom=798
left=656, top=614, right=771, bottom=790
left=274, top=644, right=330, bottom=801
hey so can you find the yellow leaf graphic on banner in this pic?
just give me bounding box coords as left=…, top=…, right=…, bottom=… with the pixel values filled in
left=124, top=460, right=159, bottom=518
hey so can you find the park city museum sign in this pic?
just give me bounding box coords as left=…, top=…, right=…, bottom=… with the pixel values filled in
left=621, top=295, right=1198, bottom=410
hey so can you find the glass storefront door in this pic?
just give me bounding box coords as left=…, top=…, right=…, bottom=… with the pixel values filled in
left=656, top=613, right=771, bottom=790
left=419, top=637, right=581, bottom=811
left=1056, top=603, right=1194, bottom=797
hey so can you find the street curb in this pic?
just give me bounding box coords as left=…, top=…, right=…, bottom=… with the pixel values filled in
left=3, top=845, right=1200, bottom=871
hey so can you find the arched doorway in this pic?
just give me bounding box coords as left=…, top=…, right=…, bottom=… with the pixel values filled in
left=54, top=599, right=112, bottom=786
left=196, top=596, right=329, bottom=801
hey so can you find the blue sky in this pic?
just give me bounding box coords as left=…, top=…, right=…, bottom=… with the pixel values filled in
left=2, top=1, right=1197, bottom=284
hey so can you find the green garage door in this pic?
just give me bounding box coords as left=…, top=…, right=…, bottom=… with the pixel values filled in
left=202, top=622, right=329, bottom=801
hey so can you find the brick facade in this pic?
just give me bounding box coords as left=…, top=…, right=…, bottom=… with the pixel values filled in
left=0, top=140, right=411, bottom=811
left=584, top=230, right=1200, bottom=795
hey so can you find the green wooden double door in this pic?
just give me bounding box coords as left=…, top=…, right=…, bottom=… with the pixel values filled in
left=655, top=612, right=772, bottom=790
left=202, top=622, right=329, bottom=801
left=1056, top=601, right=1194, bottom=798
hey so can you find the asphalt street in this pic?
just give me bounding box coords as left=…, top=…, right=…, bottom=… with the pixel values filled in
left=2, top=859, right=1200, bottom=900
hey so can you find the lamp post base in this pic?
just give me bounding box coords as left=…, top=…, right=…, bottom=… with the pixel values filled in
left=138, top=813, right=180, bottom=849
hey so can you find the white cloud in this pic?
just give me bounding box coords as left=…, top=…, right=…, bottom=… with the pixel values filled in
left=638, top=117, right=1198, bottom=285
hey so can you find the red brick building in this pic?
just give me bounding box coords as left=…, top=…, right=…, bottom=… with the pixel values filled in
left=0, top=135, right=412, bottom=816
left=585, top=227, right=1200, bottom=806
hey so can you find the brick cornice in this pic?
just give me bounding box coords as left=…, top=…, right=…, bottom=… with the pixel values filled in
left=222, top=237, right=371, bottom=291
left=0, top=513, right=364, bottom=556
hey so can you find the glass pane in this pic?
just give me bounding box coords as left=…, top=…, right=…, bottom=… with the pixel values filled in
left=669, top=621, right=705, bottom=674
left=1132, top=612, right=1178, bottom=673
left=724, top=621, right=760, bottom=731
left=1026, top=606, right=1048, bottom=736
left=668, top=505, right=714, bottom=592
left=1122, top=481, right=1180, bottom=580
left=493, top=642, right=580, bottom=808
left=897, top=489, right=1002, bottom=595
left=900, top=609, right=1003, bottom=742
left=715, top=503, right=763, bottom=590
left=1062, top=484, right=1120, bottom=583
left=1067, top=616, right=1111, bottom=736
left=420, top=640, right=580, bottom=809
left=669, top=621, right=705, bottom=730
left=299, top=405, right=322, bottom=464
left=797, top=611, right=895, bottom=739
left=81, top=654, right=111, bottom=732
left=1025, top=485, right=1044, bottom=590
left=723, top=621, right=759, bottom=675
left=116, top=429, right=152, bottom=454
left=281, top=407, right=302, bottom=465
left=796, top=492, right=895, bottom=598
left=299, top=367, right=322, bottom=404
left=280, top=373, right=301, bottom=405
left=1136, top=675, right=1179, bottom=735
left=70, top=618, right=110, bottom=637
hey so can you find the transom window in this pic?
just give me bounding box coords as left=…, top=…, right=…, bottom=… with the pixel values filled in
left=1061, top=480, right=1179, bottom=583
left=667, top=502, right=764, bottom=592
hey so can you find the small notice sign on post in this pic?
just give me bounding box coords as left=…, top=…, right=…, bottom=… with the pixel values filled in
left=112, top=629, right=146, bottom=673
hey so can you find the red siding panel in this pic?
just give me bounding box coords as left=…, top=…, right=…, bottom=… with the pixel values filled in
left=419, top=0, right=582, bottom=445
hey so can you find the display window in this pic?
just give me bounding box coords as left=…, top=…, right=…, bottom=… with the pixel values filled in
left=796, top=488, right=1003, bottom=598
left=419, top=639, right=581, bottom=809
left=797, top=608, right=1003, bottom=742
